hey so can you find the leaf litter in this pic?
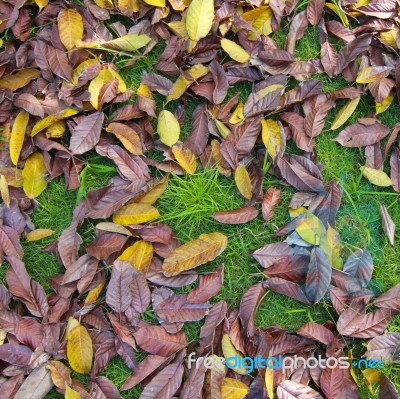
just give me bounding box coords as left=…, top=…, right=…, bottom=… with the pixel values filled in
left=0, top=0, right=399, bottom=398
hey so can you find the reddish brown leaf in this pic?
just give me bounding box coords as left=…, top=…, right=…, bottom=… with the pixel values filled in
left=334, top=121, right=390, bottom=147
left=212, top=206, right=259, bottom=224
left=187, top=265, right=223, bottom=303
left=262, top=187, right=281, bottom=221
left=306, top=0, right=324, bottom=25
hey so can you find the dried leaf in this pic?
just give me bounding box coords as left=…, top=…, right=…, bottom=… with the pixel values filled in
left=380, top=204, right=395, bottom=246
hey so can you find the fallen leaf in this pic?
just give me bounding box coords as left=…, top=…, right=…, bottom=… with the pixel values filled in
left=380, top=204, right=395, bottom=246
left=67, top=324, right=93, bottom=374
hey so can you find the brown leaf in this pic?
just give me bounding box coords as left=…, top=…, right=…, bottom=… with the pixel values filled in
left=209, top=60, right=229, bottom=105
left=132, top=325, right=186, bottom=356
left=87, top=233, right=128, bottom=259
left=277, top=380, right=323, bottom=398
left=390, top=148, right=400, bottom=192
left=187, top=265, right=223, bottom=303
left=239, top=283, right=265, bottom=337
left=334, top=121, right=389, bottom=147
left=262, top=187, right=281, bottom=221
left=373, top=283, right=400, bottom=310
left=380, top=204, right=396, bottom=246
left=14, top=93, right=45, bottom=118
left=379, top=374, right=400, bottom=399
left=70, top=112, right=104, bottom=155
left=185, top=104, right=209, bottom=156
left=306, top=0, right=324, bottom=25
left=212, top=206, right=259, bottom=224
left=366, top=333, right=400, bottom=362
left=130, top=269, right=151, bottom=314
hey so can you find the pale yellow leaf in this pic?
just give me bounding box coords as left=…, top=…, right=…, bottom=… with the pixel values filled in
left=0, top=328, right=6, bottom=345
left=172, top=143, right=197, bottom=174
left=31, top=109, right=79, bottom=137
left=113, top=203, right=160, bottom=226
left=85, top=279, right=106, bottom=304
left=22, top=152, right=48, bottom=199
left=58, top=9, right=84, bottom=51
left=117, top=240, right=153, bottom=273
left=34, top=0, right=49, bottom=11
left=166, top=64, right=209, bottom=102
left=235, top=164, right=252, bottom=200
left=356, top=66, right=390, bottom=84
left=67, top=325, right=93, bottom=374
left=221, top=378, right=249, bottom=399
left=95, top=222, right=133, bottom=235
left=331, top=97, right=360, bottom=130
left=143, top=0, right=166, bottom=6
left=88, top=68, right=115, bottom=110
left=65, top=384, right=82, bottom=399
left=380, top=29, right=398, bottom=49
left=0, top=69, right=40, bottom=91
left=157, top=110, right=180, bottom=147
left=186, top=0, right=214, bottom=41
left=0, top=175, right=10, bottom=208
left=215, top=119, right=231, bottom=138
left=26, top=229, right=54, bottom=242
left=221, top=39, right=250, bottom=63
left=362, top=368, right=380, bottom=394
left=296, top=213, right=326, bottom=245
left=261, top=119, right=282, bottom=160
left=118, top=0, right=140, bottom=14
left=101, top=34, right=151, bottom=51
left=71, top=58, right=99, bottom=86
left=167, top=21, right=189, bottom=38
left=46, top=120, right=67, bottom=138
left=64, top=317, right=80, bottom=341
left=134, top=175, right=169, bottom=205
left=221, top=334, right=247, bottom=375
left=376, top=92, right=394, bottom=115
left=229, top=101, right=244, bottom=124
left=162, top=232, right=228, bottom=277
left=320, top=225, right=343, bottom=269
left=361, top=166, right=392, bottom=187
left=10, top=111, right=29, bottom=165
left=265, top=366, right=274, bottom=398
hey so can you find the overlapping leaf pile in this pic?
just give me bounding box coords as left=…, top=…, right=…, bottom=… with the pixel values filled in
left=0, top=0, right=400, bottom=397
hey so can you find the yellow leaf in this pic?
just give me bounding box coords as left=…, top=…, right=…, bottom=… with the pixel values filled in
left=380, top=28, right=398, bottom=49
left=108, top=66, right=127, bottom=93
left=331, top=97, right=360, bottom=130
left=376, top=92, right=394, bottom=115
left=320, top=225, right=343, bottom=269
left=71, top=58, right=99, bottom=86
left=0, top=174, right=10, bottom=208
left=221, top=378, right=249, bottom=399
left=94, top=0, right=114, bottom=7
left=162, top=232, right=228, bottom=277
left=117, top=240, right=153, bottom=273
left=242, top=6, right=273, bottom=38
left=265, top=366, right=274, bottom=398
left=0, top=69, right=40, bottom=91
left=221, top=39, right=250, bottom=63
left=0, top=328, right=6, bottom=345
left=295, top=213, right=326, bottom=245
left=348, top=349, right=360, bottom=387
left=235, top=164, right=252, bottom=200
left=113, top=203, right=160, bottom=225
left=31, top=109, right=79, bottom=137
left=215, top=119, right=231, bottom=138
left=46, top=120, right=67, bottom=138
left=169, top=0, right=190, bottom=11
left=289, top=206, right=307, bottom=219
left=22, top=152, right=47, bottom=199
left=256, top=84, right=284, bottom=100
left=26, top=229, right=54, bottom=242
left=10, top=111, right=29, bottom=165
left=186, top=0, right=214, bottom=41
left=85, top=279, right=106, bottom=304
left=46, top=360, right=72, bottom=390
left=167, top=21, right=189, bottom=38
left=356, top=66, right=390, bottom=84
left=362, top=368, right=380, bottom=394
left=67, top=325, right=93, bottom=374
left=221, top=334, right=247, bottom=375
left=101, top=34, right=151, bottom=51
left=166, top=64, right=209, bottom=102
left=58, top=9, right=84, bottom=51
left=143, top=0, right=166, bottom=6
left=64, top=317, right=80, bottom=340
left=361, top=166, right=392, bottom=187
left=96, top=222, right=133, bottom=235
left=172, top=143, right=197, bottom=174
left=88, top=68, right=115, bottom=110
left=325, top=2, right=349, bottom=26
left=0, top=167, right=23, bottom=187
left=211, top=140, right=231, bottom=177
left=65, top=384, right=82, bottom=399
left=34, top=0, right=49, bottom=11
left=106, top=122, right=142, bottom=155
left=135, top=175, right=169, bottom=205
left=261, top=119, right=282, bottom=160
left=229, top=101, right=245, bottom=124
left=118, top=0, right=140, bottom=14
left=0, top=39, right=3, bottom=48
left=157, top=110, right=180, bottom=147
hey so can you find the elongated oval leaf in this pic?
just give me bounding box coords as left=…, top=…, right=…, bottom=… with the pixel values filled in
left=331, top=96, right=360, bottom=130
left=10, top=111, right=29, bottom=165
left=162, top=232, right=227, bottom=277
left=58, top=9, right=84, bottom=51
left=67, top=325, right=93, bottom=374
left=22, top=152, right=47, bottom=199
left=221, top=39, right=250, bottom=63
left=157, top=110, right=180, bottom=147
left=186, top=0, right=214, bottom=41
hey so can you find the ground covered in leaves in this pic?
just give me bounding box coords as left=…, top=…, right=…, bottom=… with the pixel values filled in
left=0, top=0, right=400, bottom=398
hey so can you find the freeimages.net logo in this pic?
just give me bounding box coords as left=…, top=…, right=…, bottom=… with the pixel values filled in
left=187, top=353, right=384, bottom=374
